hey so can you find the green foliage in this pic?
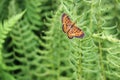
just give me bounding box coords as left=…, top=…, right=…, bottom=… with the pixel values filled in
left=0, top=0, right=120, bottom=80
left=59, top=0, right=120, bottom=80
left=0, top=11, right=25, bottom=80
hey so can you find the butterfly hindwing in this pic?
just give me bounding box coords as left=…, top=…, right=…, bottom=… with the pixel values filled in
left=61, top=13, right=84, bottom=39
left=67, top=26, right=84, bottom=39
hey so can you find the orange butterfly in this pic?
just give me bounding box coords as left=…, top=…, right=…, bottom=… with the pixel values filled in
left=62, top=13, right=84, bottom=39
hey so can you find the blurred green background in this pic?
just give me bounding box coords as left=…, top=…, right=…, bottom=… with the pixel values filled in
left=0, top=0, right=120, bottom=80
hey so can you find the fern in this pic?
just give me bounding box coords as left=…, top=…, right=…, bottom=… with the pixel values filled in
left=3, top=0, right=41, bottom=80
left=60, top=0, right=120, bottom=80
left=0, top=0, right=120, bottom=80
left=3, top=0, right=59, bottom=80
left=61, top=0, right=120, bottom=80
left=0, top=11, right=24, bottom=80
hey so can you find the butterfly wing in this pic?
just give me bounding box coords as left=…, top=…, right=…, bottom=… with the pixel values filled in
left=62, top=13, right=84, bottom=39
left=67, top=25, right=84, bottom=39
left=62, top=13, right=74, bottom=33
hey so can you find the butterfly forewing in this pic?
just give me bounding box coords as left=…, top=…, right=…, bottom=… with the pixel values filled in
left=62, top=13, right=74, bottom=33
left=62, top=13, right=84, bottom=39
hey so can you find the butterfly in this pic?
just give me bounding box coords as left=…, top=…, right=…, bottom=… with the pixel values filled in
left=62, top=13, right=84, bottom=39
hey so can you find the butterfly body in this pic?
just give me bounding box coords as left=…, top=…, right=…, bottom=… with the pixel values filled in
left=62, top=13, right=84, bottom=39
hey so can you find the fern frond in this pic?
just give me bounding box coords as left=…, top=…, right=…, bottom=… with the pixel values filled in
left=3, top=0, right=59, bottom=80
left=1, top=0, right=120, bottom=80
left=0, top=11, right=25, bottom=48
left=0, top=11, right=24, bottom=80
left=60, top=0, right=120, bottom=80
